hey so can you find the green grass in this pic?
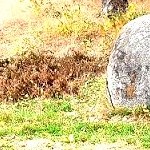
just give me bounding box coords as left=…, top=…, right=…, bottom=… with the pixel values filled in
left=0, top=1, right=150, bottom=149
left=0, top=76, right=150, bottom=149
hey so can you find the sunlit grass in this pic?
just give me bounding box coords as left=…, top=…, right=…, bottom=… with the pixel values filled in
left=0, top=0, right=150, bottom=149
left=0, top=98, right=150, bottom=148
left=1, top=76, right=150, bottom=149
left=2, top=1, right=148, bottom=60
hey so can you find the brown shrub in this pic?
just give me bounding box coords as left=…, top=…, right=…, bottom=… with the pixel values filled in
left=0, top=51, right=106, bottom=102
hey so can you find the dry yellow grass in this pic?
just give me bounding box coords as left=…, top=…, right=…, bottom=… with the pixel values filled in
left=0, top=2, right=150, bottom=149
left=0, top=0, right=149, bottom=59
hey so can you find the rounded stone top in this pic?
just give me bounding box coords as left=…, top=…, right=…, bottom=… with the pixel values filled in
left=107, top=14, right=150, bottom=107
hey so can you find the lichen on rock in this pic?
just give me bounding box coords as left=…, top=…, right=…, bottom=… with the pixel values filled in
left=107, top=14, right=150, bottom=107
left=101, top=0, right=128, bottom=17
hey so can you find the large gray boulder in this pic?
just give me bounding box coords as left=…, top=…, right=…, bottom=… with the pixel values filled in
left=107, top=14, right=150, bottom=107
left=102, top=0, right=128, bottom=17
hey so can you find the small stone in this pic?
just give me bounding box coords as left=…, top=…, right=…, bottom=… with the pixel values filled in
left=88, top=116, right=100, bottom=122
left=101, top=0, right=128, bottom=17
left=68, top=134, right=74, bottom=143
left=122, top=116, right=129, bottom=122
left=52, top=142, right=64, bottom=150
left=13, top=138, right=51, bottom=150
left=109, top=115, right=122, bottom=123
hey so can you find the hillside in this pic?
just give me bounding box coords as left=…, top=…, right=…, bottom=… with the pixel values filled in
left=0, top=0, right=150, bottom=149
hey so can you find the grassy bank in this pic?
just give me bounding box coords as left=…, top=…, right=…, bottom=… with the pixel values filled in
left=1, top=77, right=150, bottom=149
left=0, top=0, right=150, bottom=149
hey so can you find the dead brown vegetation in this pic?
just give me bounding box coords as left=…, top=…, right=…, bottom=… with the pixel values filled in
left=0, top=51, right=106, bottom=102
left=0, top=0, right=149, bottom=102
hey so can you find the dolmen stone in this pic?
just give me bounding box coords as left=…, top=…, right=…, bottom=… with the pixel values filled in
left=101, top=0, right=128, bottom=17
left=107, top=14, right=150, bottom=107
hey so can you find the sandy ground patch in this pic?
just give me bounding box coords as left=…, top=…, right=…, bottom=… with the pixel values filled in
left=0, top=0, right=32, bottom=25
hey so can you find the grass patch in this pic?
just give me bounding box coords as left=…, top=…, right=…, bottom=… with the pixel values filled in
left=0, top=0, right=150, bottom=149
left=0, top=80, right=150, bottom=149
left=1, top=73, right=149, bottom=148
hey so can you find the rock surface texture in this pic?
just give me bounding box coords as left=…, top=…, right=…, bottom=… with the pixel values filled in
left=107, top=14, right=150, bottom=107
left=101, top=0, right=128, bottom=16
